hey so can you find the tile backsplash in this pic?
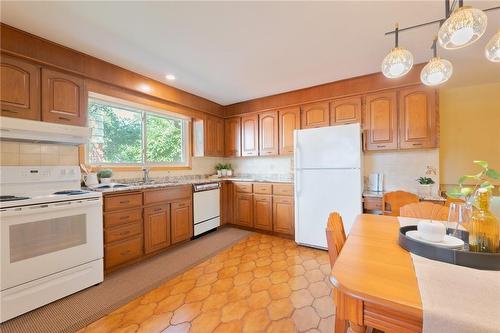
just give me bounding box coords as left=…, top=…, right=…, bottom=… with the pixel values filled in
left=0, top=142, right=79, bottom=166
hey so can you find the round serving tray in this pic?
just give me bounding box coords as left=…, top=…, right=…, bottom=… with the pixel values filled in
left=399, top=226, right=500, bottom=271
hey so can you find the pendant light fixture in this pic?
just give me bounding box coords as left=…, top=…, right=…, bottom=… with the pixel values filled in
left=485, top=30, right=500, bottom=62
left=421, top=37, right=453, bottom=86
left=381, top=23, right=414, bottom=79
left=438, top=4, right=488, bottom=49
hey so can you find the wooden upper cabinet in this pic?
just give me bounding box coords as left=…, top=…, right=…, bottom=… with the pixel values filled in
left=330, top=96, right=362, bottom=125
left=144, top=204, right=171, bottom=254
left=1, top=55, right=40, bottom=120
left=259, top=111, right=279, bottom=156
left=171, top=200, right=193, bottom=244
left=204, top=115, right=224, bottom=157
left=241, top=114, right=259, bottom=157
left=41, top=68, right=86, bottom=126
left=399, top=87, right=437, bottom=149
left=301, top=102, right=330, bottom=129
left=278, top=106, right=300, bottom=155
left=224, top=117, right=241, bottom=157
left=364, top=91, right=398, bottom=151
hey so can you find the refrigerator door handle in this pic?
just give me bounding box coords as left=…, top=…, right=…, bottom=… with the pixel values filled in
left=296, top=172, right=301, bottom=196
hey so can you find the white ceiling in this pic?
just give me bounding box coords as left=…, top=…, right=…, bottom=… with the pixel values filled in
left=1, top=1, right=499, bottom=105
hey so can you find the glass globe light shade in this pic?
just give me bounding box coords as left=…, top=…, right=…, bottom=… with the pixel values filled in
left=420, top=57, right=453, bottom=86
left=381, top=47, right=414, bottom=78
left=485, top=30, right=500, bottom=62
left=438, top=6, right=487, bottom=49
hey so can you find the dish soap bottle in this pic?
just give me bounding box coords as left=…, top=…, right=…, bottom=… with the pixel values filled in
left=469, top=188, right=499, bottom=253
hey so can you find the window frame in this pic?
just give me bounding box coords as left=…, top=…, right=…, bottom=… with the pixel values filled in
left=85, top=92, right=191, bottom=169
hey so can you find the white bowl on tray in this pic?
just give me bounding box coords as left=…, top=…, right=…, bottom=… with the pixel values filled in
left=405, top=230, right=465, bottom=249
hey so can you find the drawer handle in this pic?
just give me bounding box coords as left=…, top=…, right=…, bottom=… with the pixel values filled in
left=177, top=203, right=185, bottom=207
left=119, top=215, right=130, bottom=220
left=58, top=116, right=71, bottom=121
left=412, top=143, right=423, bottom=146
left=376, top=145, right=386, bottom=148
left=120, top=250, right=132, bottom=256
left=2, top=109, right=18, bottom=113
left=119, top=231, right=131, bottom=236
left=154, top=208, right=163, bottom=212
left=119, top=200, right=130, bottom=204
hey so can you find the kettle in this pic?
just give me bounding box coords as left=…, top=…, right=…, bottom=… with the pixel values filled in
left=83, top=173, right=99, bottom=187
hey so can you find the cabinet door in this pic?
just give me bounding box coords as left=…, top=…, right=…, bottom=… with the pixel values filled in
left=399, top=87, right=437, bottom=149
left=278, top=106, right=300, bottom=155
left=234, top=193, right=254, bottom=227
left=1, top=55, right=40, bottom=120
left=171, top=200, right=193, bottom=244
left=259, top=111, right=279, bottom=156
left=41, top=68, right=86, bottom=126
left=254, top=194, right=273, bottom=231
left=330, top=96, right=362, bottom=125
left=273, top=196, right=294, bottom=235
left=221, top=181, right=234, bottom=225
left=224, top=117, right=241, bottom=157
left=364, top=91, right=398, bottom=150
left=144, top=204, right=171, bottom=254
left=301, top=102, right=330, bottom=129
left=204, top=115, right=224, bottom=157
left=241, top=114, right=259, bottom=157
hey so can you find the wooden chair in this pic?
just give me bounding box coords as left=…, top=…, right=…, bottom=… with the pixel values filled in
left=325, top=212, right=347, bottom=268
left=382, top=191, right=419, bottom=216
left=400, top=202, right=450, bottom=220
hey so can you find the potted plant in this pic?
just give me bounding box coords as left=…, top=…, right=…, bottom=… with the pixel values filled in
left=221, top=163, right=229, bottom=177
left=97, top=169, right=113, bottom=184
left=417, top=176, right=435, bottom=198
left=215, top=163, right=224, bottom=177
left=226, top=164, right=233, bottom=177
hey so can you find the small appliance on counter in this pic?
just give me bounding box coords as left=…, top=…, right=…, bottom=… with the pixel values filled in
left=368, top=173, right=384, bottom=192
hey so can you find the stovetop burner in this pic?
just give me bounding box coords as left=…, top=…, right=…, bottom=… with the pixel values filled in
left=0, top=195, right=31, bottom=202
left=53, top=190, right=90, bottom=195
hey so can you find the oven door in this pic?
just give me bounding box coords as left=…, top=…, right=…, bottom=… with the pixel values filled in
left=1, top=198, right=103, bottom=290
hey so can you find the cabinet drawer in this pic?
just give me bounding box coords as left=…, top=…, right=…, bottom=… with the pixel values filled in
left=105, top=222, right=143, bottom=244
left=105, top=235, right=143, bottom=270
left=143, top=185, right=191, bottom=205
left=104, top=208, right=142, bottom=228
left=253, top=183, right=272, bottom=194
left=104, top=193, right=142, bottom=212
left=272, top=184, right=294, bottom=196
left=364, top=197, right=382, bottom=210
left=234, top=182, right=253, bottom=193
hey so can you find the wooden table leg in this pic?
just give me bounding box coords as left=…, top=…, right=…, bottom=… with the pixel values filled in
left=335, top=311, right=348, bottom=333
left=349, top=322, right=367, bottom=333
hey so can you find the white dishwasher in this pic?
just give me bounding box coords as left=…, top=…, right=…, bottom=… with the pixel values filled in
left=193, top=182, right=220, bottom=237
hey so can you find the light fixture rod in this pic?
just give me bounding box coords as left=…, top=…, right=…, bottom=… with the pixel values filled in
left=384, top=5, right=499, bottom=36
left=395, top=23, right=399, bottom=47
left=431, top=38, right=438, bottom=58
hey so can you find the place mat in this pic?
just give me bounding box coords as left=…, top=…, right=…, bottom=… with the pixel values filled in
left=398, top=217, right=500, bottom=333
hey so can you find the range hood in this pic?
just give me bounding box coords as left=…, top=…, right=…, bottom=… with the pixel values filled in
left=0, top=117, right=90, bottom=145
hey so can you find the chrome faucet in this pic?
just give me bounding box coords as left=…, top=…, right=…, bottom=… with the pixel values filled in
left=142, top=167, right=150, bottom=183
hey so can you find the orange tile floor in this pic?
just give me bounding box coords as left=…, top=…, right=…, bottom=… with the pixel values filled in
left=78, top=233, right=335, bottom=333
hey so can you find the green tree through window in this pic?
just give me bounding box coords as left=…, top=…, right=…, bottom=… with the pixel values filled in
left=88, top=99, right=187, bottom=165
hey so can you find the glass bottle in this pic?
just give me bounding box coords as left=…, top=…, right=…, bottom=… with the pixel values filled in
left=469, top=188, right=499, bottom=253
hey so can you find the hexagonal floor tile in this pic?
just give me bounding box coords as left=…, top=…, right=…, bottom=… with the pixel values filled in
left=267, top=299, right=294, bottom=320
left=312, top=296, right=334, bottom=318
left=247, top=290, right=271, bottom=310
left=290, top=289, right=314, bottom=309
left=292, top=306, right=320, bottom=331
left=242, top=308, right=271, bottom=332
left=309, top=281, right=330, bottom=298
left=170, top=301, right=202, bottom=325
left=269, top=283, right=292, bottom=300
left=221, top=300, right=249, bottom=322
left=189, top=310, right=221, bottom=333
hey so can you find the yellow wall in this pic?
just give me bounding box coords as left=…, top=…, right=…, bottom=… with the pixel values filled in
left=439, top=82, right=500, bottom=186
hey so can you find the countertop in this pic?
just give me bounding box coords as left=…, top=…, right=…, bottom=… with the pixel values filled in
left=363, top=190, right=446, bottom=202
left=87, top=176, right=293, bottom=194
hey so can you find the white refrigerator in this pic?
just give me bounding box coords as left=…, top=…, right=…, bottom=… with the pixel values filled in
left=294, top=123, right=363, bottom=249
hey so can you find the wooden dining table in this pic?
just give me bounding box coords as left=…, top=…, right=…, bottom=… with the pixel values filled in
left=330, top=214, right=423, bottom=333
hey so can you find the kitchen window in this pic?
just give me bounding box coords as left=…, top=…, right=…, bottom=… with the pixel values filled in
left=87, top=95, right=189, bottom=167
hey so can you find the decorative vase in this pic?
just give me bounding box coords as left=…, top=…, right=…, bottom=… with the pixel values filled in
left=217, top=170, right=222, bottom=177
left=469, top=189, right=499, bottom=253
left=221, top=169, right=228, bottom=177
left=226, top=170, right=233, bottom=176
left=418, top=184, right=433, bottom=198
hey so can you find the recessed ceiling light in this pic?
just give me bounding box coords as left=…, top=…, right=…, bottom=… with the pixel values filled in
left=166, top=74, right=176, bottom=81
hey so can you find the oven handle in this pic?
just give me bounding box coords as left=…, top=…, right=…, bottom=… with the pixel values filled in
left=0, top=199, right=101, bottom=217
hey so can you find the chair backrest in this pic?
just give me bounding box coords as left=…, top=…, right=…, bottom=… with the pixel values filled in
left=400, top=202, right=450, bottom=220
left=325, top=212, right=347, bottom=268
left=382, top=191, right=420, bottom=216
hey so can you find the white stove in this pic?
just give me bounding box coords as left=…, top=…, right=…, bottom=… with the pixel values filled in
left=0, top=166, right=103, bottom=322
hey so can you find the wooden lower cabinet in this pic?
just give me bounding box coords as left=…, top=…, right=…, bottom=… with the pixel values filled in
left=171, top=200, right=193, bottom=244
left=253, top=194, right=273, bottom=231
left=105, top=235, right=143, bottom=270
left=144, top=204, right=171, bottom=254
left=221, top=181, right=234, bottom=225
left=273, top=196, right=295, bottom=235
left=235, top=193, right=254, bottom=227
